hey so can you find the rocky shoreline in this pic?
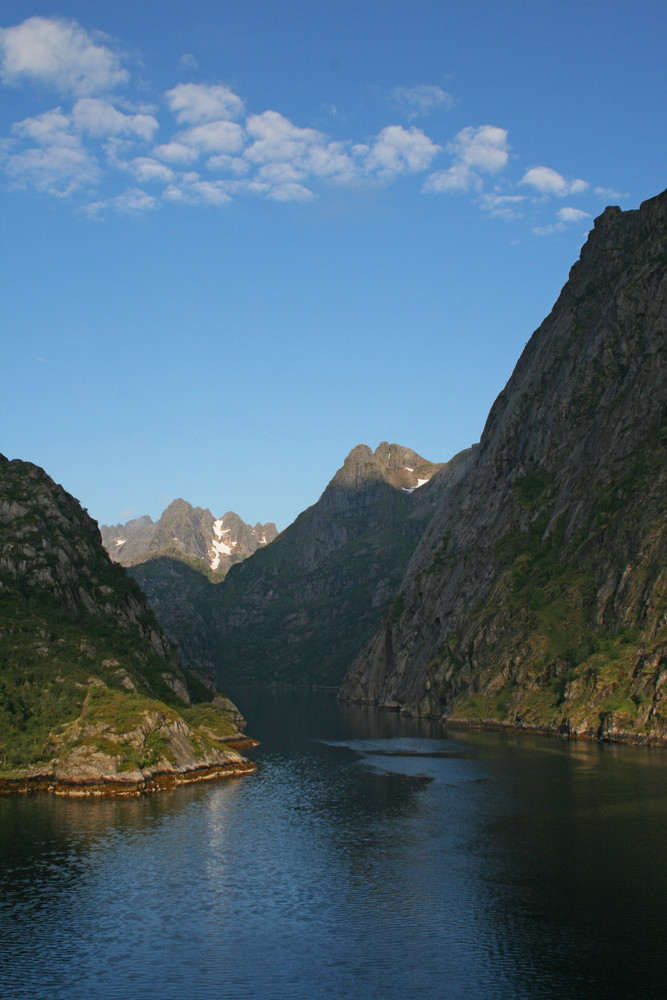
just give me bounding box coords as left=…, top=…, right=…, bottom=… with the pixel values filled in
left=362, top=698, right=667, bottom=748
left=443, top=716, right=667, bottom=748
left=0, top=751, right=258, bottom=798
left=0, top=725, right=261, bottom=798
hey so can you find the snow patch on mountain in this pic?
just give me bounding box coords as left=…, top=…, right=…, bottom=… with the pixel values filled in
left=211, top=517, right=238, bottom=569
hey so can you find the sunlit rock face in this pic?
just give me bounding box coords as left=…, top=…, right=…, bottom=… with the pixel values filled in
left=101, top=501, right=277, bottom=577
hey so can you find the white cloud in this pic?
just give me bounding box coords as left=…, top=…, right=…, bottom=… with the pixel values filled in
left=248, top=162, right=315, bottom=200
left=5, top=108, right=101, bottom=196
left=79, top=199, right=108, bottom=218
left=302, top=141, right=357, bottom=181
left=5, top=141, right=101, bottom=196
left=165, top=83, right=244, bottom=124
left=11, top=108, right=76, bottom=147
left=72, top=98, right=158, bottom=141
left=361, top=125, right=441, bottom=178
left=520, top=165, right=588, bottom=196
left=244, top=110, right=358, bottom=191
left=266, top=181, right=315, bottom=202
left=245, top=110, right=322, bottom=164
left=533, top=206, right=591, bottom=236
left=163, top=172, right=232, bottom=206
left=256, top=162, right=305, bottom=184
left=557, top=206, right=590, bottom=223
left=151, top=120, right=246, bottom=174
left=186, top=179, right=232, bottom=205
left=126, top=156, right=175, bottom=184
left=450, top=125, right=509, bottom=173
left=390, top=84, right=456, bottom=118
left=113, top=187, right=158, bottom=213
left=180, top=120, right=246, bottom=154
left=207, top=153, right=249, bottom=175
left=0, top=17, right=128, bottom=95
left=424, top=125, right=508, bottom=196
left=152, top=140, right=200, bottom=165
left=423, top=162, right=477, bottom=193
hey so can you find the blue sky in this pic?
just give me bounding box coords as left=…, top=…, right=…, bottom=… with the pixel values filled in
left=2, top=1, right=665, bottom=530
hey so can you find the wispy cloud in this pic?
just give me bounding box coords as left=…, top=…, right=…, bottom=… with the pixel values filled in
left=480, top=192, right=525, bottom=220
left=177, top=53, right=198, bottom=74
left=113, top=186, right=158, bottom=213
left=594, top=185, right=624, bottom=200
left=390, top=84, right=456, bottom=118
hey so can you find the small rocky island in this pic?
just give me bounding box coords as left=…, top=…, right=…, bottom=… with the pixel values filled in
left=0, top=455, right=256, bottom=796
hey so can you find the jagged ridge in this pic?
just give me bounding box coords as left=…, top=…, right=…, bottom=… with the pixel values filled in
left=101, top=499, right=277, bottom=578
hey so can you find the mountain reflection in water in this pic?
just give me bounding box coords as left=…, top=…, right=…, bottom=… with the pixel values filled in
left=1, top=689, right=666, bottom=1000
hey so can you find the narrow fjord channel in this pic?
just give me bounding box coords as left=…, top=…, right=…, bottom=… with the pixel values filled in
left=2, top=689, right=667, bottom=1000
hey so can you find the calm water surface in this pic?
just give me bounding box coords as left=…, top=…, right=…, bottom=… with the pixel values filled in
left=1, top=690, right=667, bottom=999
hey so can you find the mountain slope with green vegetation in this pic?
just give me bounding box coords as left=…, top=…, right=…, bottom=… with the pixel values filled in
left=340, top=190, right=667, bottom=746
left=0, top=456, right=254, bottom=794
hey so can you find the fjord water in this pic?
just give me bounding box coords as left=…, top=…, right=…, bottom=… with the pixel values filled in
left=2, top=691, right=667, bottom=1000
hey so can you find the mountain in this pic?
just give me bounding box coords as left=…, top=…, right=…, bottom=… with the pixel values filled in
left=130, top=443, right=467, bottom=687
left=340, top=190, right=667, bottom=745
left=0, top=455, right=254, bottom=794
left=101, top=500, right=277, bottom=578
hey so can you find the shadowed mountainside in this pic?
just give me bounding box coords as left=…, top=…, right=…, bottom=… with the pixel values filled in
left=131, top=443, right=471, bottom=687
left=340, top=190, right=667, bottom=745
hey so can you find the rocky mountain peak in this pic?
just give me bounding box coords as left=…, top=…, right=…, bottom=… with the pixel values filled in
left=101, top=498, right=277, bottom=577
left=330, top=441, right=444, bottom=497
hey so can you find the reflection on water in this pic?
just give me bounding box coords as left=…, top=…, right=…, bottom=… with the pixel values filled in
left=1, top=689, right=667, bottom=999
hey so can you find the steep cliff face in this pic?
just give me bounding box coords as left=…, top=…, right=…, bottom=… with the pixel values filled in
left=0, top=456, right=253, bottom=792
left=340, top=190, right=667, bottom=745
left=101, top=500, right=277, bottom=578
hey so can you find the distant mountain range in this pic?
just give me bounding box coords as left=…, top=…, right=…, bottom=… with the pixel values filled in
left=101, top=501, right=277, bottom=578
left=127, top=443, right=461, bottom=686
